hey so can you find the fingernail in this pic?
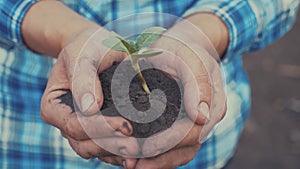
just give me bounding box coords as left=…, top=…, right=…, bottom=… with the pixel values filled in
left=122, top=160, right=127, bottom=169
left=81, top=93, right=94, bottom=113
left=154, top=150, right=162, bottom=156
left=198, top=102, right=210, bottom=121
left=119, top=147, right=128, bottom=155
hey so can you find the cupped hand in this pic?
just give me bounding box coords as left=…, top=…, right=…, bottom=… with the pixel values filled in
left=148, top=22, right=227, bottom=139
left=133, top=19, right=227, bottom=168
left=40, top=27, right=139, bottom=168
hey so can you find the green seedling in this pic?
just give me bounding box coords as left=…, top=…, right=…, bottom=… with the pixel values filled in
left=102, top=27, right=166, bottom=94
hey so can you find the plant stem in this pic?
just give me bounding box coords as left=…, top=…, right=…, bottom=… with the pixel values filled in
left=132, top=59, right=150, bottom=94
left=137, top=71, right=150, bottom=94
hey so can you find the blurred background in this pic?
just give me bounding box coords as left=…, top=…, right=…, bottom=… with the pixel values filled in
left=227, top=10, right=300, bottom=169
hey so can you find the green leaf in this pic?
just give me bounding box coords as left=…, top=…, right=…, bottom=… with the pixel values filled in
left=102, top=31, right=138, bottom=54
left=117, top=38, right=137, bottom=54
left=102, top=37, right=128, bottom=52
left=136, top=27, right=166, bottom=50
left=127, top=40, right=138, bottom=51
left=131, top=49, right=163, bottom=59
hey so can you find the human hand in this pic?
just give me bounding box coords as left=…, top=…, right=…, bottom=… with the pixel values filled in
left=40, top=27, right=139, bottom=168
left=147, top=23, right=227, bottom=137
left=132, top=14, right=227, bottom=168
left=22, top=1, right=139, bottom=167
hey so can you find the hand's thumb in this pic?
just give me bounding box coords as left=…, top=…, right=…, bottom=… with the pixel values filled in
left=71, top=58, right=103, bottom=116
left=183, top=77, right=212, bottom=125
left=179, top=49, right=212, bottom=125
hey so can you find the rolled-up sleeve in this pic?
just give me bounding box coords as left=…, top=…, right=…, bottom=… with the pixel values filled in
left=0, top=0, right=38, bottom=45
left=182, top=0, right=299, bottom=59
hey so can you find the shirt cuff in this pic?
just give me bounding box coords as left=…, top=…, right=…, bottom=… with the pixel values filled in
left=182, top=1, right=257, bottom=61
left=0, top=0, right=38, bottom=45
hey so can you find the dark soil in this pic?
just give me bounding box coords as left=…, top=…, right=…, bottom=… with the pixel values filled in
left=58, top=61, right=184, bottom=138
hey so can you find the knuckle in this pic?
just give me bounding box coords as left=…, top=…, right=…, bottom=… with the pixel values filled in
left=181, top=148, right=198, bottom=166
left=192, top=74, right=212, bottom=102
left=65, top=126, right=76, bottom=139
left=76, top=148, right=90, bottom=159
left=70, top=141, right=91, bottom=159
left=40, top=106, right=51, bottom=124
left=78, top=153, right=91, bottom=160
left=40, top=110, right=49, bottom=124
left=65, top=120, right=81, bottom=140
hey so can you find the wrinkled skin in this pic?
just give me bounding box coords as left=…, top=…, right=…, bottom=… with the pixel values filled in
left=41, top=23, right=226, bottom=169
left=132, top=25, right=227, bottom=168
left=40, top=28, right=139, bottom=168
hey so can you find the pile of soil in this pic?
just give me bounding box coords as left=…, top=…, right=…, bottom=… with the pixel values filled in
left=58, top=61, right=185, bottom=138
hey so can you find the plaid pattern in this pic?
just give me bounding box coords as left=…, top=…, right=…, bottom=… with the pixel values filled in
left=0, top=0, right=298, bottom=168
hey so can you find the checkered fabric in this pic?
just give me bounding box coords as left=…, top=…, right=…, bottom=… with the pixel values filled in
left=0, top=0, right=298, bottom=168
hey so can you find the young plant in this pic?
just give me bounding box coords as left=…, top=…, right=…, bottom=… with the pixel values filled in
left=102, top=27, right=166, bottom=94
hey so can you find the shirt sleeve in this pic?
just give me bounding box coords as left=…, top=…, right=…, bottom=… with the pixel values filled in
left=0, top=0, right=38, bottom=46
left=182, top=0, right=299, bottom=59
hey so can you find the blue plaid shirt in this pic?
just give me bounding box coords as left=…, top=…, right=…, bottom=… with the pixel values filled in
left=0, top=0, right=298, bottom=168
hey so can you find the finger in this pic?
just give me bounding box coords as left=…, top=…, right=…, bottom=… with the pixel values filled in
left=198, top=101, right=226, bottom=142
left=62, top=45, right=103, bottom=116
left=96, top=137, right=139, bottom=157
left=173, top=120, right=202, bottom=149
left=43, top=54, right=70, bottom=91
left=136, top=144, right=201, bottom=169
left=124, top=158, right=138, bottom=169
left=43, top=46, right=132, bottom=139
left=41, top=89, right=74, bottom=129
left=198, top=57, right=227, bottom=142
left=41, top=54, right=72, bottom=125
left=178, top=48, right=213, bottom=125
left=147, top=34, right=227, bottom=141
left=149, top=37, right=213, bottom=125
left=65, top=112, right=133, bottom=140
left=67, top=136, right=106, bottom=159
left=210, top=59, right=227, bottom=121
left=142, top=118, right=201, bottom=157
left=42, top=91, right=133, bottom=140
left=63, top=42, right=126, bottom=116
left=67, top=136, right=139, bottom=159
